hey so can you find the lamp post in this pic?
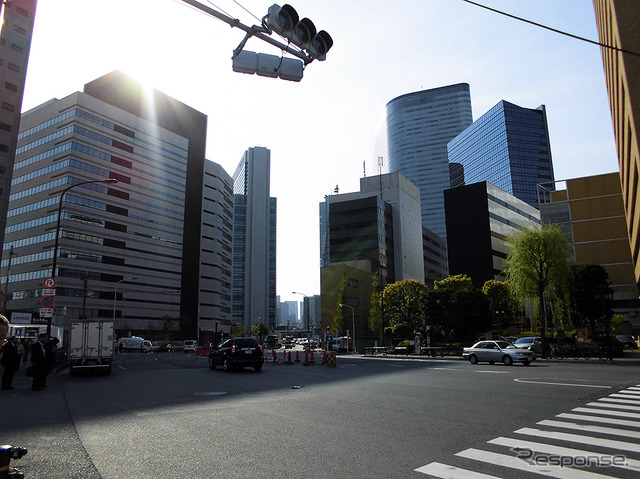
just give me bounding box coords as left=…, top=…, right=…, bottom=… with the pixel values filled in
left=113, top=277, right=138, bottom=322
left=339, top=303, right=356, bottom=353
left=292, top=291, right=310, bottom=352
left=49, top=178, right=118, bottom=333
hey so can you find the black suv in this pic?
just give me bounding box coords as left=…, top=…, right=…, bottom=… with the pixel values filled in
left=209, top=337, right=264, bottom=372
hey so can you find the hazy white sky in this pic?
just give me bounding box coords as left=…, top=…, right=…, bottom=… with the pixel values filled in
left=22, top=0, right=618, bottom=302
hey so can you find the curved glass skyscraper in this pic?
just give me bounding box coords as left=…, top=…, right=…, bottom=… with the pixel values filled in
left=384, top=84, right=473, bottom=239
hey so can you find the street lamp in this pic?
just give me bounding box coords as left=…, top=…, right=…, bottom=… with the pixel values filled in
left=113, top=277, right=138, bottom=322
left=48, top=178, right=118, bottom=333
left=339, top=303, right=356, bottom=353
left=292, top=291, right=311, bottom=352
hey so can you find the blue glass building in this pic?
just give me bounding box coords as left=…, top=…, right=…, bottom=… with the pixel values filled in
left=384, top=84, right=473, bottom=240
left=447, top=100, right=555, bottom=208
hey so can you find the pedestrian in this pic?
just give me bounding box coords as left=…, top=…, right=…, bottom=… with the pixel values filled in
left=0, top=314, right=8, bottom=346
left=16, top=340, right=24, bottom=369
left=43, top=335, right=59, bottom=386
left=31, top=333, right=49, bottom=391
left=1, top=336, right=20, bottom=390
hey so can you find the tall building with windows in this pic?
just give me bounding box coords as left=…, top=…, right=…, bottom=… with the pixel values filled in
left=448, top=100, right=555, bottom=209
left=232, top=146, right=277, bottom=331
left=383, top=84, right=473, bottom=240
left=1, top=71, right=233, bottom=341
left=0, top=0, right=37, bottom=267
left=593, top=0, right=640, bottom=287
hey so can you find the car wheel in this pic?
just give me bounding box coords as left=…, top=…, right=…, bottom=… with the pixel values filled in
left=209, top=357, right=216, bottom=370
left=469, top=354, right=478, bottom=364
left=502, top=355, right=513, bottom=366
left=522, top=360, right=531, bottom=366
left=254, top=363, right=263, bottom=372
left=223, top=358, right=232, bottom=371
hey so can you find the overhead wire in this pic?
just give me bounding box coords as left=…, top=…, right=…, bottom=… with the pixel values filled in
left=461, top=0, right=640, bottom=58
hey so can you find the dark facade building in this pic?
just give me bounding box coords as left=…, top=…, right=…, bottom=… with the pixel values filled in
left=444, top=182, right=540, bottom=288
left=448, top=100, right=554, bottom=209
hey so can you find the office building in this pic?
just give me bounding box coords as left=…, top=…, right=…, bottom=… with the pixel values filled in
left=0, top=0, right=37, bottom=267
left=444, top=182, right=541, bottom=288
left=232, top=146, right=277, bottom=332
left=1, top=71, right=232, bottom=340
left=383, top=84, right=473, bottom=239
left=539, top=173, right=640, bottom=330
left=593, top=0, right=640, bottom=286
left=448, top=100, right=555, bottom=209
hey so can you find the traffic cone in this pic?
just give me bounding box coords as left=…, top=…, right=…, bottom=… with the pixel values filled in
left=295, top=350, right=301, bottom=362
left=272, top=349, right=276, bottom=363
left=287, top=351, right=293, bottom=364
left=310, top=351, right=315, bottom=364
left=303, top=351, right=310, bottom=366
left=283, top=349, right=287, bottom=361
left=322, top=351, right=327, bottom=365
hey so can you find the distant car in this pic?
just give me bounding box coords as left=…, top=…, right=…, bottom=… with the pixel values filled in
left=183, top=340, right=197, bottom=353
left=616, top=335, right=637, bottom=349
left=463, top=340, right=535, bottom=366
left=157, top=343, right=174, bottom=352
left=208, top=337, right=264, bottom=372
left=514, top=337, right=542, bottom=355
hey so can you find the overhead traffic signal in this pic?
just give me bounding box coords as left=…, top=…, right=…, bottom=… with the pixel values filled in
left=266, top=4, right=333, bottom=61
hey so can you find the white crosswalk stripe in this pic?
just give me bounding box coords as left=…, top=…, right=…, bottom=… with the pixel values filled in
left=415, top=384, right=640, bottom=478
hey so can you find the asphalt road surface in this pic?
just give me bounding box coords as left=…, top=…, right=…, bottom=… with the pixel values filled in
left=2, top=352, right=639, bottom=479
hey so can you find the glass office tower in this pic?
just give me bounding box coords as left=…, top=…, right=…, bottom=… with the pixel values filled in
left=448, top=100, right=555, bottom=209
left=384, top=84, right=473, bottom=240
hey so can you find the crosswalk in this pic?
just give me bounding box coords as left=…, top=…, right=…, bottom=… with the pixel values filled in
left=415, top=385, right=640, bottom=478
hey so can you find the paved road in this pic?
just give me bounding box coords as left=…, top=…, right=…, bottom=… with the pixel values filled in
left=2, top=353, right=639, bottom=478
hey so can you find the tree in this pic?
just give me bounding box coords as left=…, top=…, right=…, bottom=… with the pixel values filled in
left=569, top=264, right=614, bottom=337
left=505, top=224, right=572, bottom=356
left=231, top=323, right=245, bottom=337
left=251, top=323, right=269, bottom=341
left=331, top=274, right=348, bottom=334
left=368, top=272, right=382, bottom=335
left=482, top=280, right=518, bottom=331
left=382, top=279, right=428, bottom=337
left=428, top=275, right=491, bottom=342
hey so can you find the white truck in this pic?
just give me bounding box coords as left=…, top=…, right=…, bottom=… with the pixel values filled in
left=69, top=321, right=114, bottom=375
left=117, top=336, right=153, bottom=353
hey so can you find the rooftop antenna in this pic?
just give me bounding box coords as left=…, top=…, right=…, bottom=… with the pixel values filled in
left=363, top=160, right=366, bottom=178
left=334, top=184, right=339, bottom=194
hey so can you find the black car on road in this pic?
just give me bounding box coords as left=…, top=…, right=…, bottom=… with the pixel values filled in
left=209, top=337, right=264, bottom=372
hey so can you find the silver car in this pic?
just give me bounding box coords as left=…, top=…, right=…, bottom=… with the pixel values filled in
left=463, top=340, right=535, bottom=366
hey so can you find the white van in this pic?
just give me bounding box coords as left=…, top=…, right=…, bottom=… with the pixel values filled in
left=118, top=336, right=153, bottom=353
left=183, top=340, right=197, bottom=353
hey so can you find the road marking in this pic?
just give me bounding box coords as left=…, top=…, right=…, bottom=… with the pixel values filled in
left=193, top=391, right=227, bottom=396
left=515, top=427, right=640, bottom=453
left=414, top=462, right=501, bottom=478
left=618, top=390, right=640, bottom=396
left=513, top=378, right=611, bottom=388
left=608, top=393, right=640, bottom=401
left=118, top=365, right=127, bottom=370
left=488, top=436, right=640, bottom=473
left=557, top=412, right=640, bottom=428
left=574, top=406, right=640, bottom=419
left=433, top=368, right=509, bottom=374
left=456, top=448, right=617, bottom=478
left=537, top=419, right=640, bottom=439
left=593, top=400, right=640, bottom=411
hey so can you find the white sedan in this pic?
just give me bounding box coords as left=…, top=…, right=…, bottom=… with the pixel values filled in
left=463, top=340, right=535, bottom=366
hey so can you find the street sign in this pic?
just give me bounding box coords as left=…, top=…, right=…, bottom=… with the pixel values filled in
left=43, top=277, right=56, bottom=288
left=42, top=288, right=56, bottom=296
left=41, top=296, right=55, bottom=308
left=325, top=332, right=334, bottom=342
left=39, top=308, right=53, bottom=318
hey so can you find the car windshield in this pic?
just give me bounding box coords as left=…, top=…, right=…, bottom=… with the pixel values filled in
left=515, top=338, right=532, bottom=344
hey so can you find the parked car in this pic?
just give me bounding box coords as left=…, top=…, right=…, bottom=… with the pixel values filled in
left=463, top=340, right=535, bottom=366
left=514, top=336, right=542, bottom=355
left=155, top=343, right=174, bottom=352
left=616, top=335, right=637, bottom=349
left=208, top=337, right=264, bottom=372
left=183, top=340, right=197, bottom=353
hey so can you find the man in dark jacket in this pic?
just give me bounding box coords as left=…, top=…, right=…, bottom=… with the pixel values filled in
left=31, top=333, right=49, bottom=391
left=1, top=336, right=19, bottom=390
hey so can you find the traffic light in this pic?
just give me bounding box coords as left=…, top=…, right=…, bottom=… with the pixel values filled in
left=266, top=4, right=333, bottom=61
left=232, top=50, right=304, bottom=81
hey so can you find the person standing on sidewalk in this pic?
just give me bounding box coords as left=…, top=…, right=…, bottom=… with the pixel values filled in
left=31, top=333, right=49, bottom=391
left=1, top=336, right=20, bottom=390
left=0, top=315, right=8, bottom=345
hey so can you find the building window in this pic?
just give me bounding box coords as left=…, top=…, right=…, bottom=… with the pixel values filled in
left=4, top=82, right=18, bottom=92
left=13, top=24, right=26, bottom=35
left=1, top=102, right=15, bottom=112
left=16, top=6, right=30, bottom=18
left=10, top=44, right=24, bottom=54
left=7, top=63, right=20, bottom=73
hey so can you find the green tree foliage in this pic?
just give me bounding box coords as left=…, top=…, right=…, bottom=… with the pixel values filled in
left=331, top=274, right=348, bottom=334
left=251, top=323, right=269, bottom=340
left=428, top=275, right=491, bottom=342
left=382, top=279, right=429, bottom=337
left=569, top=263, right=614, bottom=335
left=368, top=273, right=382, bottom=335
left=482, top=280, right=518, bottom=330
left=231, top=323, right=245, bottom=337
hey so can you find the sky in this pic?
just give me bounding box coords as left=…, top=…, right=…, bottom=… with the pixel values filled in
left=21, top=0, right=619, bottom=303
